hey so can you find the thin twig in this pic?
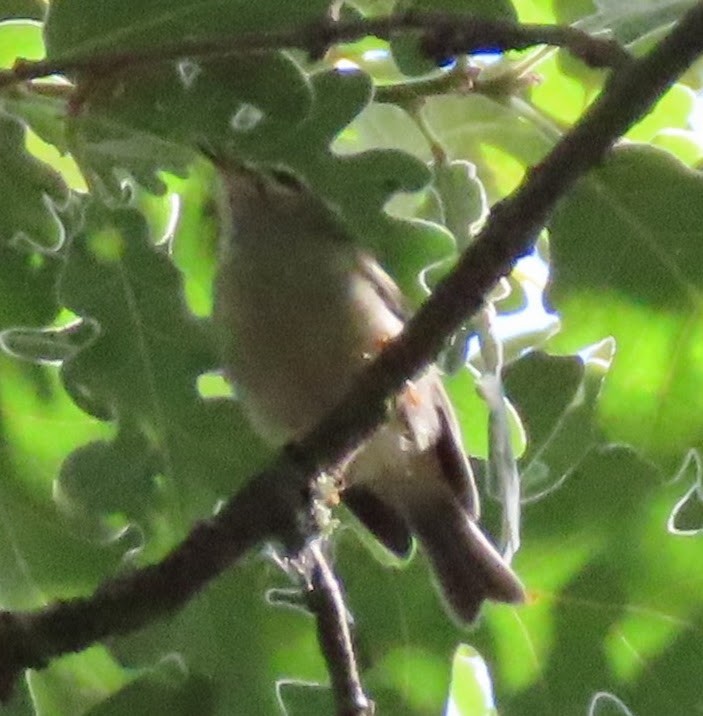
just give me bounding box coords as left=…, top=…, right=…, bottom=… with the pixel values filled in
left=305, top=542, right=374, bottom=716
left=0, top=12, right=630, bottom=90
left=0, top=0, right=702, bottom=703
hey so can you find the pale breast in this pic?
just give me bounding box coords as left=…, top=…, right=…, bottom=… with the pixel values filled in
left=216, top=240, right=403, bottom=444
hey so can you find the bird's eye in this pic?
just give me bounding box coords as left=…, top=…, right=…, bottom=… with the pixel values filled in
left=269, top=168, right=304, bottom=192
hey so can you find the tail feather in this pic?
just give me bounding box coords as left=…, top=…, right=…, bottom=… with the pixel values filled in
left=408, top=495, right=524, bottom=623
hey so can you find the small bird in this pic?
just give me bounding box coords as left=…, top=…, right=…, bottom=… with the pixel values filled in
left=211, top=160, right=525, bottom=622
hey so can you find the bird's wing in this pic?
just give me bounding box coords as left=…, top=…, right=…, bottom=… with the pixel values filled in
left=427, top=377, right=481, bottom=519
left=355, top=251, right=411, bottom=323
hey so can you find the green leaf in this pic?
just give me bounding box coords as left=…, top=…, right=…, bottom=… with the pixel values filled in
left=58, top=428, right=162, bottom=519
left=0, top=245, right=60, bottom=331
left=44, top=1, right=317, bottom=194
left=0, top=114, right=65, bottom=330
left=27, top=647, right=129, bottom=716
left=504, top=344, right=612, bottom=500
left=369, top=646, right=453, bottom=713
left=584, top=0, right=697, bottom=44
left=529, top=55, right=693, bottom=159
left=0, top=357, right=123, bottom=609
left=0, top=20, right=79, bottom=174
left=70, top=53, right=311, bottom=157
left=44, top=0, right=331, bottom=59
left=548, top=146, right=703, bottom=465
left=542, top=0, right=592, bottom=23
left=445, top=366, right=526, bottom=460
left=528, top=49, right=609, bottom=127
left=110, top=560, right=327, bottom=716
left=651, top=128, right=703, bottom=166
left=0, top=112, right=68, bottom=251
left=54, top=202, right=267, bottom=534
left=167, top=164, right=219, bottom=318
left=510, top=0, right=557, bottom=22
left=0, top=1, right=45, bottom=22
left=276, top=682, right=336, bottom=716
left=494, top=445, right=703, bottom=715
left=60, top=52, right=311, bottom=197
left=66, top=117, right=194, bottom=197
left=335, top=101, right=430, bottom=166
left=0, top=320, right=98, bottom=364
left=423, top=94, right=552, bottom=199
left=1, top=3, right=701, bottom=715
left=625, top=83, right=695, bottom=143
left=432, top=159, right=488, bottom=249
left=85, top=655, right=214, bottom=716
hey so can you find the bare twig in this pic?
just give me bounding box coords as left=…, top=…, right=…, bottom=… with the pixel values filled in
left=305, top=542, right=374, bottom=716
left=0, top=11, right=630, bottom=90
left=0, top=0, right=702, bottom=703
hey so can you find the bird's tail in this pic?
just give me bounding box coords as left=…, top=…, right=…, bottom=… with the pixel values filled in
left=407, top=493, right=525, bottom=623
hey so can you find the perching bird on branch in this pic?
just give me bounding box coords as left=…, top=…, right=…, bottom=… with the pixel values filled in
left=211, top=160, right=524, bottom=623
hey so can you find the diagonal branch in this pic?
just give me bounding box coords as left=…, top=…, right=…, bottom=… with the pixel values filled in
left=0, top=11, right=630, bottom=90
left=0, top=458, right=312, bottom=701
left=291, top=0, right=703, bottom=476
left=1, top=0, right=703, bottom=704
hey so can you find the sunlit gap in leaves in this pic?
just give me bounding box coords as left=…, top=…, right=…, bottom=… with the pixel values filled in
left=333, top=47, right=501, bottom=73
left=464, top=251, right=557, bottom=366
left=196, top=372, right=234, bottom=400
left=445, top=644, right=497, bottom=716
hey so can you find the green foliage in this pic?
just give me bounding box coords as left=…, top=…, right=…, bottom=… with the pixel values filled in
left=549, top=146, right=703, bottom=465
left=1, top=0, right=702, bottom=715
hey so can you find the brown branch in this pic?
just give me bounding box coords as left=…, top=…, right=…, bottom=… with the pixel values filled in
left=305, top=542, right=374, bottom=716
left=1, top=0, right=703, bottom=703
left=0, top=12, right=630, bottom=90
left=0, top=458, right=313, bottom=701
